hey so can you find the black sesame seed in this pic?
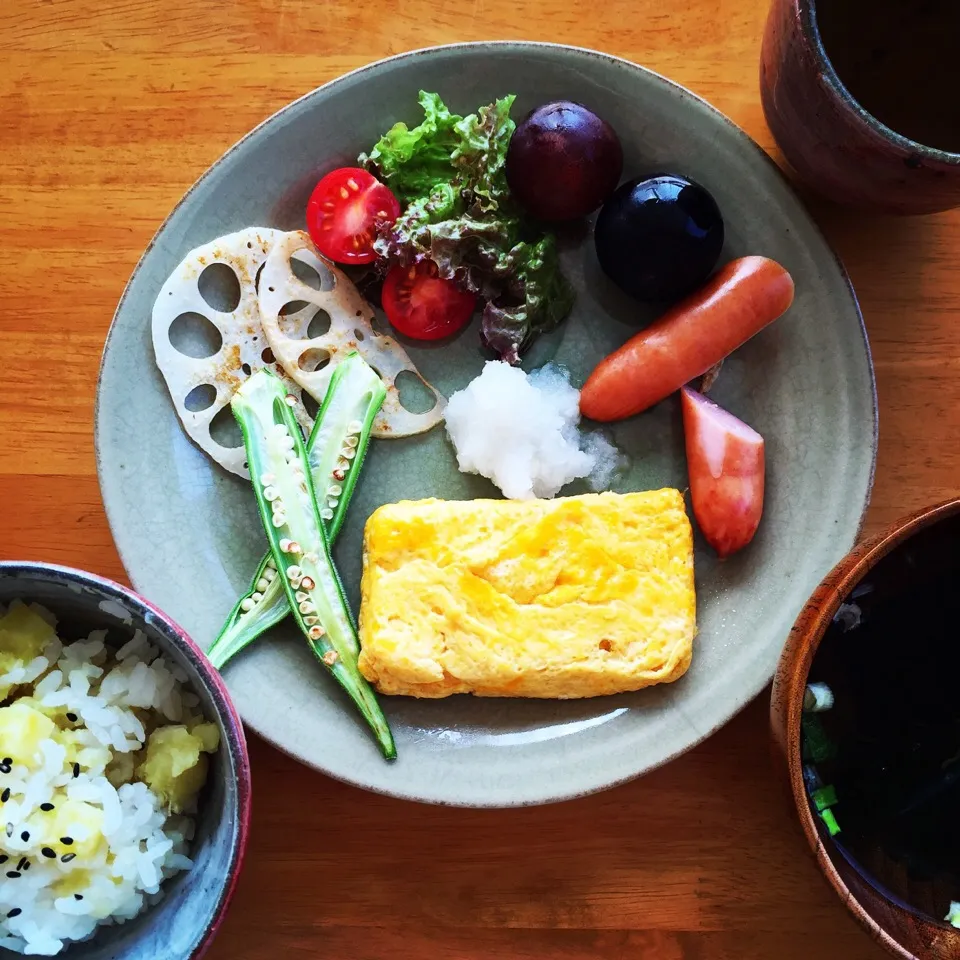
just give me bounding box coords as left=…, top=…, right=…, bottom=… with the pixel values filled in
left=5, top=823, right=12, bottom=838
left=60, top=837, right=73, bottom=846
left=0, top=855, right=6, bottom=864
left=39, top=803, right=54, bottom=812
left=22, top=860, right=29, bottom=871
left=1, top=789, right=9, bottom=803
left=20, top=831, right=29, bottom=842
left=16, top=858, right=26, bottom=871
left=66, top=713, right=78, bottom=722
left=7, top=908, right=21, bottom=918
left=72, top=763, right=80, bottom=778
left=41, top=847, right=55, bottom=859
left=74, top=894, right=83, bottom=900
left=0, top=764, right=11, bottom=775
left=6, top=871, right=20, bottom=879
left=61, top=853, right=76, bottom=864
left=2, top=758, right=11, bottom=766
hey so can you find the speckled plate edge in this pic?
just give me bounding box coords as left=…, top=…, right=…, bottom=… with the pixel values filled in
left=94, top=41, right=878, bottom=806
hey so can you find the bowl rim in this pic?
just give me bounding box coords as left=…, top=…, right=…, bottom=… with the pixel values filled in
left=0, top=560, right=251, bottom=959
left=775, top=497, right=960, bottom=959
left=799, top=0, right=960, bottom=166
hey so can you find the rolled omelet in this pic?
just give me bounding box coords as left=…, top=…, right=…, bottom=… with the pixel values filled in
left=357, top=489, right=696, bottom=699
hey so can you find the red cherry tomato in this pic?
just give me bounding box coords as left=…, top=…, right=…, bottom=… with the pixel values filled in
left=306, top=167, right=400, bottom=265
left=381, top=261, right=477, bottom=340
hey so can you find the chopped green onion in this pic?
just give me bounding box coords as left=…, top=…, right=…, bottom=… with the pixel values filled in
left=811, top=785, right=838, bottom=812
left=207, top=354, right=385, bottom=669
left=945, top=902, right=960, bottom=928
left=231, top=368, right=395, bottom=759
left=801, top=715, right=837, bottom=763
left=819, top=808, right=841, bottom=836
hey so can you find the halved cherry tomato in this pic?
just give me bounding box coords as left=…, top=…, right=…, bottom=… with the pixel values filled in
left=381, top=261, right=477, bottom=340
left=306, top=167, right=400, bottom=265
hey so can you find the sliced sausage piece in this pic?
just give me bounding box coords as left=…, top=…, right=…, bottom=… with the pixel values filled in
left=681, top=386, right=765, bottom=558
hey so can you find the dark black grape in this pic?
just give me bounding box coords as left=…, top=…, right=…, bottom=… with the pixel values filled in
left=594, top=174, right=724, bottom=303
left=506, top=101, right=623, bottom=222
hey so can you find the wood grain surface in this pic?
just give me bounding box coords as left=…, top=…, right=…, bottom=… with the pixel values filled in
left=1, top=1, right=957, bottom=957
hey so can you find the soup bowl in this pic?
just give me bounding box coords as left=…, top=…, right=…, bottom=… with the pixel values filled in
left=771, top=499, right=960, bottom=959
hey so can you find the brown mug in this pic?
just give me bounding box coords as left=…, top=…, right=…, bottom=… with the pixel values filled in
left=760, top=0, right=960, bottom=215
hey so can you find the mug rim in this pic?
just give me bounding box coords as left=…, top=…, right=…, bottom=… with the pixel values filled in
left=799, top=0, right=960, bottom=165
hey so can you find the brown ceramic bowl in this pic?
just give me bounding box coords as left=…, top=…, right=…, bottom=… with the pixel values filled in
left=760, top=0, right=960, bottom=215
left=771, top=498, right=960, bottom=960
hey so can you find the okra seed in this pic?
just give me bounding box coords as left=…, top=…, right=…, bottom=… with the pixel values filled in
left=284, top=394, right=298, bottom=407
left=289, top=541, right=302, bottom=554
left=345, top=435, right=359, bottom=448
left=295, top=591, right=309, bottom=603
left=271, top=513, right=287, bottom=528
left=300, top=576, right=316, bottom=591
left=327, top=497, right=338, bottom=509
left=342, top=447, right=356, bottom=460
left=271, top=423, right=288, bottom=437
left=322, top=650, right=338, bottom=666
left=266, top=557, right=277, bottom=570
left=309, top=626, right=325, bottom=641
left=263, top=568, right=277, bottom=582
left=251, top=592, right=263, bottom=603
left=263, top=486, right=278, bottom=501
left=327, top=484, right=342, bottom=497
left=240, top=598, right=254, bottom=612
left=280, top=435, right=295, bottom=451
left=299, top=601, right=315, bottom=615
left=261, top=472, right=276, bottom=486
left=304, top=615, right=319, bottom=626
left=320, top=508, right=334, bottom=521
left=286, top=565, right=302, bottom=580
left=347, top=420, right=363, bottom=434
left=256, top=578, right=269, bottom=592
left=279, top=538, right=293, bottom=552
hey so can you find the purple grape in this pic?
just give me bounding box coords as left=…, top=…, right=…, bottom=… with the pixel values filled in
left=506, top=101, right=623, bottom=222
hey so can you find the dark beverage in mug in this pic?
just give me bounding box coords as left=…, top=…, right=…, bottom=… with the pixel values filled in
left=814, top=0, right=960, bottom=153
left=760, top=0, right=960, bottom=214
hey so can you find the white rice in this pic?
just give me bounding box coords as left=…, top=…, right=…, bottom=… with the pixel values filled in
left=0, top=602, right=208, bottom=956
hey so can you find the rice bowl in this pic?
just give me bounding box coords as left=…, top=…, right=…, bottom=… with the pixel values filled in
left=0, top=600, right=220, bottom=956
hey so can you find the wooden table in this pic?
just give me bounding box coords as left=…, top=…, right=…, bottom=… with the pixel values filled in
left=2, top=0, right=957, bottom=956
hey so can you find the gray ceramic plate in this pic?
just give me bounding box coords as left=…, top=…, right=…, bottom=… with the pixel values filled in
left=96, top=42, right=876, bottom=807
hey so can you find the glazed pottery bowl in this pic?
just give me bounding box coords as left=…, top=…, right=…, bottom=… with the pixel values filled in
left=760, top=0, right=960, bottom=214
left=0, top=562, right=251, bottom=959
left=771, top=500, right=960, bottom=959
